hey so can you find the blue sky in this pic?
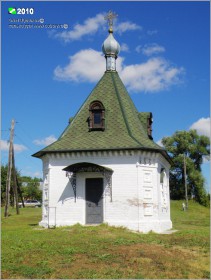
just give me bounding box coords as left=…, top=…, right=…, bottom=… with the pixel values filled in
left=1, top=1, right=210, bottom=191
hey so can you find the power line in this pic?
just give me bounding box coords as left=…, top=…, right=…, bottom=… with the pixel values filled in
left=15, top=134, right=34, bottom=152
left=16, top=122, right=35, bottom=142
left=1, top=129, right=10, bottom=140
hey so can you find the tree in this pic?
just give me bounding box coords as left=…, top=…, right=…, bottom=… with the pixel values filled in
left=1, top=165, right=8, bottom=204
left=162, top=130, right=210, bottom=207
left=21, top=176, right=42, bottom=201
left=1, top=165, right=42, bottom=204
left=1, top=164, right=22, bottom=205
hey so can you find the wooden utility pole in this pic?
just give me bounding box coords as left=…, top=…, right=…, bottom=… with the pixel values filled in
left=12, top=145, right=20, bottom=214
left=16, top=175, right=25, bottom=208
left=4, top=119, right=15, bottom=217
left=184, top=153, right=188, bottom=210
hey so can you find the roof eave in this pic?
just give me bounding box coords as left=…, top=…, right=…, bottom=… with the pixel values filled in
left=32, top=147, right=172, bottom=164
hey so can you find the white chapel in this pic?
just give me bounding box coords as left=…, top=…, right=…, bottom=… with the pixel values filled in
left=33, top=11, right=172, bottom=233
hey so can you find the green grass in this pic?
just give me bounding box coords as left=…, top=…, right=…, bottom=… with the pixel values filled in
left=1, top=200, right=210, bottom=279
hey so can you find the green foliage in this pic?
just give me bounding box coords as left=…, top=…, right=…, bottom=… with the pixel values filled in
left=21, top=176, right=42, bottom=201
left=1, top=164, right=42, bottom=203
left=162, top=130, right=210, bottom=207
left=1, top=164, right=22, bottom=205
left=1, top=165, right=8, bottom=203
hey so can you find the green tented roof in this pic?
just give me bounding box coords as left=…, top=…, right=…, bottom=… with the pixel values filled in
left=32, top=71, right=169, bottom=162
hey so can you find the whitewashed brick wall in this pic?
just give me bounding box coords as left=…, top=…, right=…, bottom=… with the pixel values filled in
left=39, top=151, right=172, bottom=232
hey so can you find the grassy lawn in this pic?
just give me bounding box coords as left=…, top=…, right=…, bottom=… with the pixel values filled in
left=1, top=200, right=210, bottom=279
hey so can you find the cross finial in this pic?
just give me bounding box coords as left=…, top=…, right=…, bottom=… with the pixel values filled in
left=104, top=10, right=118, bottom=32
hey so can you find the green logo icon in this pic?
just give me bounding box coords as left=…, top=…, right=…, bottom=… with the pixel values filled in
left=8, top=8, right=17, bottom=15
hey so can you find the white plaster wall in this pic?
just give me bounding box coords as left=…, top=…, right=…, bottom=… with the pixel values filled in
left=39, top=151, right=172, bottom=232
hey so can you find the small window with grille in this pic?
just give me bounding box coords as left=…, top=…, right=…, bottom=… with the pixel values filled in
left=88, top=101, right=105, bottom=131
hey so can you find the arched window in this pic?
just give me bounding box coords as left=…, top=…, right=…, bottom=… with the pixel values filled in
left=88, top=101, right=105, bottom=131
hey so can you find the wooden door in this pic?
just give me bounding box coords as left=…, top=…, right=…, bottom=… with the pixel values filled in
left=85, top=178, right=103, bottom=224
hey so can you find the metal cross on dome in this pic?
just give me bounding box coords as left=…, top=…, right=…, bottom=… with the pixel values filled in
left=104, top=10, right=118, bottom=29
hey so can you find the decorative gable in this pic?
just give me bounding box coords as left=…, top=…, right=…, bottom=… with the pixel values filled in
left=138, top=112, right=153, bottom=140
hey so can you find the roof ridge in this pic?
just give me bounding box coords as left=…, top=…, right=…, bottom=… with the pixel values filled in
left=110, top=72, right=144, bottom=147
left=112, top=72, right=150, bottom=138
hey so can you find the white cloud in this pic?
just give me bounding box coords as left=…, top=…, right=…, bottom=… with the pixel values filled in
left=14, top=143, right=27, bottom=152
left=156, top=139, right=164, bottom=147
left=52, top=14, right=142, bottom=43
left=53, top=13, right=105, bottom=42
left=147, top=30, right=158, bottom=36
left=54, top=49, right=184, bottom=93
left=203, top=156, right=210, bottom=164
left=1, top=140, right=10, bottom=151
left=54, top=49, right=105, bottom=82
left=142, top=43, right=165, bottom=56
left=115, top=21, right=142, bottom=34
left=33, top=171, right=42, bottom=178
left=0, top=140, right=27, bottom=152
left=135, top=45, right=142, bottom=53
left=21, top=170, right=42, bottom=178
left=121, top=43, right=129, bottom=52
left=120, top=57, right=184, bottom=92
left=189, top=117, right=210, bottom=138
left=54, top=49, right=124, bottom=82
left=135, top=43, right=165, bottom=56
left=33, top=135, right=57, bottom=146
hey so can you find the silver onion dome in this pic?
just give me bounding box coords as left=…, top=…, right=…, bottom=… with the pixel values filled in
left=102, top=29, right=120, bottom=58
left=102, top=11, right=120, bottom=71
